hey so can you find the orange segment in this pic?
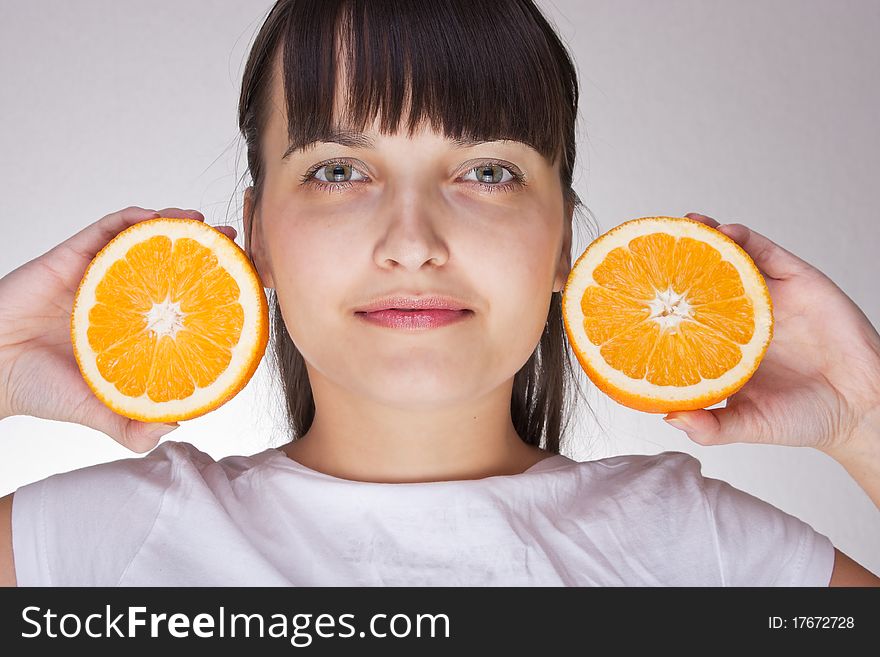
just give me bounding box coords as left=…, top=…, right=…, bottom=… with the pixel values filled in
left=87, top=303, right=147, bottom=352
left=599, top=321, right=660, bottom=379
left=692, top=297, right=755, bottom=344
left=71, top=217, right=269, bottom=423
left=125, top=235, right=173, bottom=303
left=183, top=304, right=245, bottom=349
left=169, top=237, right=216, bottom=302
left=179, top=261, right=241, bottom=312
left=95, top=331, right=156, bottom=397
left=581, top=285, right=651, bottom=344
left=670, top=237, right=721, bottom=297
left=94, top=258, right=152, bottom=311
left=147, top=334, right=195, bottom=402
left=644, top=325, right=702, bottom=387
left=592, top=246, right=656, bottom=299
left=679, top=320, right=743, bottom=378
left=562, top=216, right=773, bottom=413
left=628, top=232, right=676, bottom=292
left=174, top=329, right=235, bottom=388
left=686, top=259, right=744, bottom=305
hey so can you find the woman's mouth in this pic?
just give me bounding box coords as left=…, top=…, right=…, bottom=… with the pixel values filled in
left=355, top=308, right=473, bottom=330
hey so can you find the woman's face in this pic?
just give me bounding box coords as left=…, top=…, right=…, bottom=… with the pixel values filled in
left=245, top=61, right=572, bottom=412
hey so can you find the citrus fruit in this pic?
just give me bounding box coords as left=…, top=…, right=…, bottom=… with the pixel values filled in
left=562, top=216, right=773, bottom=413
left=70, top=217, right=269, bottom=423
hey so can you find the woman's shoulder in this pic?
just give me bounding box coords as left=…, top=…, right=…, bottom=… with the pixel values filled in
left=116, top=438, right=281, bottom=471
left=564, top=449, right=704, bottom=483
left=553, top=450, right=709, bottom=506
left=10, top=440, right=284, bottom=585
left=15, top=439, right=281, bottom=501
left=119, top=439, right=286, bottom=487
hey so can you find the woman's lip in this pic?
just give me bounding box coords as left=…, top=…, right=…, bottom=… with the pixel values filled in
left=355, top=309, right=473, bottom=330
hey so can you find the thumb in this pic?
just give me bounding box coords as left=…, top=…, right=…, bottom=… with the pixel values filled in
left=663, top=406, right=749, bottom=446
left=69, top=394, right=180, bottom=454
left=96, top=415, right=179, bottom=454
left=69, top=393, right=180, bottom=454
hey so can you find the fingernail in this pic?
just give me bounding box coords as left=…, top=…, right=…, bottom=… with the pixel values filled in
left=149, top=422, right=179, bottom=439
left=664, top=417, right=692, bottom=433
left=718, top=223, right=747, bottom=240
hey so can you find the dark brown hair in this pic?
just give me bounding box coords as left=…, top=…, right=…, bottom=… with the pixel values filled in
left=237, top=0, right=597, bottom=454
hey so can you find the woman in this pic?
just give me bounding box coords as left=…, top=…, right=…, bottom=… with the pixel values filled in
left=0, top=0, right=877, bottom=585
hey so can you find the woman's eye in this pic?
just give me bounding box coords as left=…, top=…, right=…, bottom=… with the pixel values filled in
left=312, top=162, right=367, bottom=183
left=299, top=160, right=369, bottom=194
left=463, top=163, right=516, bottom=185
left=461, top=162, right=527, bottom=194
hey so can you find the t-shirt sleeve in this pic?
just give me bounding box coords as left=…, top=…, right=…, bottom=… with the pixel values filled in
left=11, top=443, right=178, bottom=586
left=698, top=470, right=835, bottom=587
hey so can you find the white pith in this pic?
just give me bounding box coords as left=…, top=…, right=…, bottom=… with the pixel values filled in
left=71, top=220, right=265, bottom=417
left=646, top=287, right=694, bottom=330
left=145, top=299, right=186, bottom=338
left=563, top=218, right=772, bottom=401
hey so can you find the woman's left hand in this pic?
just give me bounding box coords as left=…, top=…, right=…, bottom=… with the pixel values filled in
left=663, top=213, right=880, bottom=459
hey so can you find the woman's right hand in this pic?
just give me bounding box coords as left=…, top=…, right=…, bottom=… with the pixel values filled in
left=0, top=206, right=238, bottom=453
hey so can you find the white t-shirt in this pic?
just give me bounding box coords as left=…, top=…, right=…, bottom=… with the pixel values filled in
left=11, top=440, right=834, bottom=586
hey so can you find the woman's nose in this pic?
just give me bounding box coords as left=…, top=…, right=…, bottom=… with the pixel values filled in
left=371, top=187, right=451, bottom=271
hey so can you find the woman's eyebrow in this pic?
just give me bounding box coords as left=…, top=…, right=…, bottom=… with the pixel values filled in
left=281, top=128, right=510, bottom=161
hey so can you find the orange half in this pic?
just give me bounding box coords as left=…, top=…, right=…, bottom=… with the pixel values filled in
left=70, top=217, right=269, bottom=423
left=562, top=216, right=773, bottom=412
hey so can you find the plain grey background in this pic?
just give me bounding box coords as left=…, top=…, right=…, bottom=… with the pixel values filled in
left=1, top=0, right=878, bottom=575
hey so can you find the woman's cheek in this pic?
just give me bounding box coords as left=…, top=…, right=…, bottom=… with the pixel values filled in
left=267, top=222, right=334, bottom=310
left=447, top=187, right=526, bottom=225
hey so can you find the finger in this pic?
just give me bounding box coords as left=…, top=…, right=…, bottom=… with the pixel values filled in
left=97, top=418, right=181, bottom=454
left=684, top=212, right=720, bottom=228
left=65, top=206, right=161, bottom=261
left=714, top=223, right=811, bottom=280
left=154, top=210, right=236, bottom=240
left=213, top=225, right=238, bottom=241
left=156, top=208, right=205, bottom=221
left=663, top=409, right=729, bottom=446
left=68, top=393, right=182, bottom=453
left=120, top=419, right=180, bottom=453
left=663, top=406, right=757, bottom=447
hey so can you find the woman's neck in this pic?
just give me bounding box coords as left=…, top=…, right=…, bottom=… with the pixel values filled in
left=279, top=427, right=551, bottom=484
left=283, top=370, right=553, bottom=483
